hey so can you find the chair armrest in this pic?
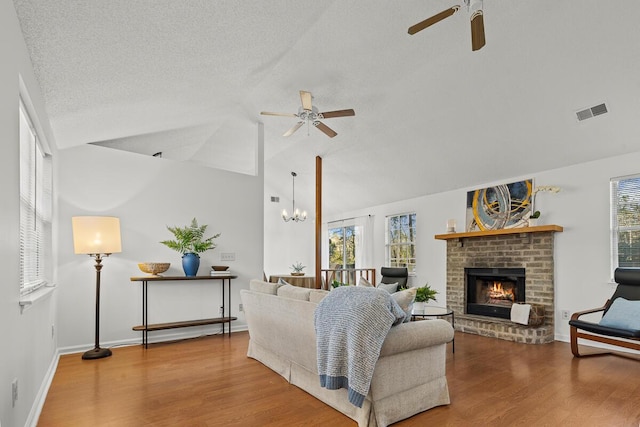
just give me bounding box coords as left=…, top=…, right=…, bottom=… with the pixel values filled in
left=570, top=303, right=608, bottom=321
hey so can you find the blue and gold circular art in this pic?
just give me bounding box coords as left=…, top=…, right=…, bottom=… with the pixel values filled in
left=467, top=180, right=532, bottom=231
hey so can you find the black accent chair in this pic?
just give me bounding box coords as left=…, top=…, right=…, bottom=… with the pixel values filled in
left=380, top=267, right=409, bottom=289
left=569, top=267, right=640, bottom=357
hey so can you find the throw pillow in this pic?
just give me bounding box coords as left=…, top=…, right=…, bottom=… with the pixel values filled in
left=278, top=277, right=292, bottom=286
left=277, top=284, right=312, bottom=301
left=599, top=297, right=640, bottom=331
left=377, top=282, right=398, bottom=293
left=391, top=287, right=417, bottom=323
left=249, top=279, right=281, bottom=295
left=309, top=289, right=330, bottom=304
left=357, top=277, right=373, bottom=287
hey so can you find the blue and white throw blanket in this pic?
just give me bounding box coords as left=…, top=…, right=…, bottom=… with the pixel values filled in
left=314, top=286, right=407, bottom=408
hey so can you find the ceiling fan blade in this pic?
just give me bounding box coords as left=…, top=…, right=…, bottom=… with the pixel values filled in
left=408, top=6, right=460, bottom=35
left=314, top=121, right=337, bottom=138
left=470, top=7, right=486, bottom=51
left=283, top=121, right=304, bottom=137
left=261, top=111, right=297, bottom=117
left=320, top=109, right=356, bottom=119
left=300, top=91, right=313, bottom=111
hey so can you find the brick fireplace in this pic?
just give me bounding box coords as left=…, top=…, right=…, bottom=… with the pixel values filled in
left=436, top=225, right=563, bottom=344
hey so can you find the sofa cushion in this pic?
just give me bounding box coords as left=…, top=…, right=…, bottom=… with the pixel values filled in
left=358, top=276, right=398, bottom=293
left=309, top=289, right=330, bottom=304
left=278, top=277, right=292, bottom=286
left=392, top=287, right=417, bottom=323
left=277, top=284, right=312, bottom=301
left=599, top=297, right=640, bottom=331
left=377, top=282, right=398, bottom=293
left=249, top=279, right=281, bottom=295
left=357, top=277, right=373, bottom=287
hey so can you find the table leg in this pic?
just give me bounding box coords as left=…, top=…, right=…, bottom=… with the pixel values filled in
left=142, top=280, right=148, bottom=349
left=221, top=278, right=225, bottom=335
left=451, top=311, right=455, bottom=353
left=227, top=278, right=232, bottom=337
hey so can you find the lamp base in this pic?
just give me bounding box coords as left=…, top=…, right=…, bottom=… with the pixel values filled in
left=82, top=347, right=112, bottom=360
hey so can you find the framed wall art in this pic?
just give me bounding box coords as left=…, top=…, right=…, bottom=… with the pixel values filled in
left=465, top=179, right=532, bottom=231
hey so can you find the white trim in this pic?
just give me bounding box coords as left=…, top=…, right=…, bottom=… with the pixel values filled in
left=19, top=285, right=56, bottom=313
left=26, top=348, right=60, bottom=427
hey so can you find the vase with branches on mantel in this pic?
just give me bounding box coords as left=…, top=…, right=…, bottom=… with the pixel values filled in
left=528, top=185, right=561, bottom=226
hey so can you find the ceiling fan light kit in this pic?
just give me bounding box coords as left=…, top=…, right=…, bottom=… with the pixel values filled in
left=261, top=90, right=355, bottom=138
left=408, top=0, right=486, bottom=51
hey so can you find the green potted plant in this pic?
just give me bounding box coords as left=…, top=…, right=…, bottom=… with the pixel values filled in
left=414, top=283, right=438, bottom=312
left=291, top=262, right=306, bottom=276
left=160, top=218, right=220, bottom=277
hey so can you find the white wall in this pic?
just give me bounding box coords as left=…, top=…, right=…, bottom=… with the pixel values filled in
left=267, top=150, right=640, bottom=344
left=1, top=1, right=59, bottom=426
left=263, top=161, right=317, bottom=278
left=56, top=141, right=264, bottom=352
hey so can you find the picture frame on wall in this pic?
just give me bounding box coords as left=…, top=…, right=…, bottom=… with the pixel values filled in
left=465, top=179, right=533, bottom=231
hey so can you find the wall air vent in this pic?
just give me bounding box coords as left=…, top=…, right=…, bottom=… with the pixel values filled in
left=576, top=103, right=608, bottom=121
left=270, top=196, right=280, bottom=203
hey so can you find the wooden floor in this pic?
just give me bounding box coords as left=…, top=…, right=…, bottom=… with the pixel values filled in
left=38, top=331, right=640, bottom=426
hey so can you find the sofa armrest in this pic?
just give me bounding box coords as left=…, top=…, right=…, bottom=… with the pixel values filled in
left=379, top=319, right=454, bottom=357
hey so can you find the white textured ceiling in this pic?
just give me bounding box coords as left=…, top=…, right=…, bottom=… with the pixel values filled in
left=13, top=0, right=640, bottom=217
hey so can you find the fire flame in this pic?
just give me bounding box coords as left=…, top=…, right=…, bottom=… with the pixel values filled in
left=488, top=281, right=514, bottom=301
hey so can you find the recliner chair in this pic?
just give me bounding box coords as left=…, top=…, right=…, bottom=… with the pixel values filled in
left=380, top=267, right=409, bottom=289
left=569, top=267, right=640, bottom=357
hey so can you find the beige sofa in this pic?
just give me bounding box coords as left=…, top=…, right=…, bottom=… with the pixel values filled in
left=240, top=279, right=454, bottom=427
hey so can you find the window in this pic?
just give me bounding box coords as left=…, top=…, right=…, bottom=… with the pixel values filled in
left=328, top=223, right=356, bottom=270
left=611, top=174, right=640, bottom=273
left=19, top=99, right=52, bottom=295
left=386, top=213, right=416, bottom=274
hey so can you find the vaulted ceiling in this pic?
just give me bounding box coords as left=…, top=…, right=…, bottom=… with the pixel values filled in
left=13, top=0, right=640, bottom=217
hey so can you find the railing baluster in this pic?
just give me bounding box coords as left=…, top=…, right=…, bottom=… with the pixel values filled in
left=320, top=268, right=377, bottom=290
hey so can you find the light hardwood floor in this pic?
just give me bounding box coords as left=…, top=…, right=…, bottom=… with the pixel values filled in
left=38, top=331, right=640, bottom=426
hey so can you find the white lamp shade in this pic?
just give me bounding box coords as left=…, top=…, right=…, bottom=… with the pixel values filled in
left=72, top=216, right=122, bottom=255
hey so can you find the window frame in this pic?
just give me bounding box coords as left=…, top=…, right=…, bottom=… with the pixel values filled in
left=385, top=212, right=417, bottom=275
left=328, top=219, right=356, bottom=270
left=19, top=96, right=53, bottom=296
left=610, top=173, right=640, bottom=277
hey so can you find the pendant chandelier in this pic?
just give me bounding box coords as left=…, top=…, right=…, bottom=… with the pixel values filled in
left=282, top=171, right=307, bottom=222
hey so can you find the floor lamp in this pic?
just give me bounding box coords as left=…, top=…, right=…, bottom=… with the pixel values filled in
left=72, top=216, right=122, bottom=360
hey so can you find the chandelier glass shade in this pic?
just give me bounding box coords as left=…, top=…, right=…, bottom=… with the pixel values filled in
left=282, top=171, right=307, bottom=222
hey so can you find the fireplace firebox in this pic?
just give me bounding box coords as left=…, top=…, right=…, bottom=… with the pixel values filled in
left=465, top=267, right=525, bottom=319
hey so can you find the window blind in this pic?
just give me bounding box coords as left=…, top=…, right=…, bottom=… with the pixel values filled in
left=610, top=174, right=640, bottom=275
left=19, top=100, right=52, bottom=295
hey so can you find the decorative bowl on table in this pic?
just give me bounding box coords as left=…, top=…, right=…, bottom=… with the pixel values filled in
left=138, top=262, right=170, bottom=276
left=211, top=265, right=229, bottom=271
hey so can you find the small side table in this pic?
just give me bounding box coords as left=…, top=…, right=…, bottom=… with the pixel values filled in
left=411, top=306, right=455, bottom=353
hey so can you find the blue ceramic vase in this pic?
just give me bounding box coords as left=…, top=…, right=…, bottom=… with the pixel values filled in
left=182, top=253, right=200, bottom=277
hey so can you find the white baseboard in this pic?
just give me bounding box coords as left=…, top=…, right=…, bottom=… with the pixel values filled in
left=26, top=348, right=60, bottom=427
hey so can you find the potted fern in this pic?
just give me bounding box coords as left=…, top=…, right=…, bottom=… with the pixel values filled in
left=160, top=218, right=220, bottom=276
left=290, top=262, right=306, bottom=276
left=413, top=283, right=438, bottom=312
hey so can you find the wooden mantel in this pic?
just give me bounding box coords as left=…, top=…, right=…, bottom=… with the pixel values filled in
left=434, top=224, right=563, bottom=240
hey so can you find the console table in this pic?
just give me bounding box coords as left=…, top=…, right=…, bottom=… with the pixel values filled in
left=130, top=275, right=238, bottom=348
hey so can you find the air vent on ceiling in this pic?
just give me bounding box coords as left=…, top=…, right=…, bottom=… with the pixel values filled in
left=576, top=103, right=608, bottom=121
left=270, top=196, right=280, bottom=203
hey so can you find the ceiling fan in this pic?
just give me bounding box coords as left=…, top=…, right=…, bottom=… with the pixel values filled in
left=261, top=90, right=355, bottom=138
left=408, top=0, right=486, bottom=51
